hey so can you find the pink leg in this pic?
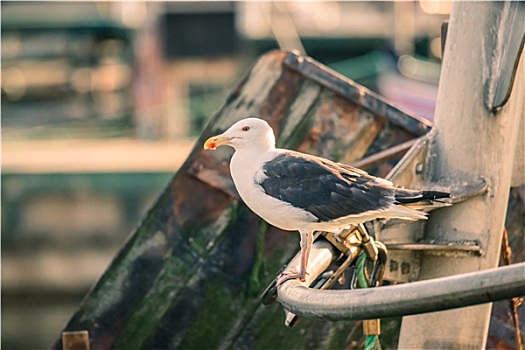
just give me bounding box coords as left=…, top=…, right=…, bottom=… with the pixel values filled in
left=277, top=230, right=313, bottom=286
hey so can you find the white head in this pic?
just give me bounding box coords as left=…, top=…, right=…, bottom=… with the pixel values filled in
left=204, top=117, right=276, bottom=152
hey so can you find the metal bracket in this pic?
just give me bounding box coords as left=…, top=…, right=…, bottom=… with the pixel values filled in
left=386, top=240, right=483, bottom=257
left=376, top=132, right=491, bottom=282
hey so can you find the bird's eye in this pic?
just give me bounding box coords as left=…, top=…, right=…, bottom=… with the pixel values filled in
left=242, top=126, right=250, bottom=131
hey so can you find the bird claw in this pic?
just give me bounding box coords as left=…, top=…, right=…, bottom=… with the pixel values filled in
left=276, top=269, right=307, bottom=286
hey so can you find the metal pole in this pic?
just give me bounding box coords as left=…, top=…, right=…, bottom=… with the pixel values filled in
left=398, top=2, right=525, bottom=348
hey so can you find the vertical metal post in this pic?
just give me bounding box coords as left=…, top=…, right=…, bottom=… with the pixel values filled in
left=398, top=2, right=525, bottom=348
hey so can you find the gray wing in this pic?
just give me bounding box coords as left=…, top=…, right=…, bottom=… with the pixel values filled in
left=257, top=152, right=396, bottom=222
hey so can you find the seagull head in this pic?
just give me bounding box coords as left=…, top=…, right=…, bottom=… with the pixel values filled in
left=204, top=117, right=276, bottom=152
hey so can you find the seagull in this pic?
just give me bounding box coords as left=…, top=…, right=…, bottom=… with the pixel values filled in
left=204, top=117, right=449, bottom=285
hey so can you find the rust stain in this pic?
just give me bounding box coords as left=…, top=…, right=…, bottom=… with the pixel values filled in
left=167, top=146, right=237, bottom=230
left=260, top=64, right=308, bottom=134
left=295, top=91, right=383, bottom=163
left=188, top=159, right=238, bottom=199
left=170, top=173, right=235, bottom=231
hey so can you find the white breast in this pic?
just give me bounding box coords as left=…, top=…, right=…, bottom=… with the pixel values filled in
left=229, top=150, right=317, bottom=231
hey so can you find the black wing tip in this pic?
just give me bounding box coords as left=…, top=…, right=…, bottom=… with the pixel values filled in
left=420, top=190, right=450, bottom=200
left=395, top=190, right=450, bottom=204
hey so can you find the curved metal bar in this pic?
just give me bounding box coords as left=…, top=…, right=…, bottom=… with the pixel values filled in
left=277, top=262, right=525, bottom=321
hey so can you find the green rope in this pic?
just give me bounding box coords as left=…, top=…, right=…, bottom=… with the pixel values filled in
left=355, top=250, right=369, bottom=289
left=364, top=334, right=380, bottom=350
left=356, top=250, right=381, bottom=350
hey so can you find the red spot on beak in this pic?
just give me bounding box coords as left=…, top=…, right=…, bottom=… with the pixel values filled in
left=209, top=142, right=217, bottom=150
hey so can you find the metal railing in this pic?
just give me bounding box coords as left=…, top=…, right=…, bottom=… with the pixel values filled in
left=276, top=239, right=525, bottom=321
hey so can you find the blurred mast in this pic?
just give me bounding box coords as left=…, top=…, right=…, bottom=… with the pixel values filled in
left=268, top=2, right=306, bottom=55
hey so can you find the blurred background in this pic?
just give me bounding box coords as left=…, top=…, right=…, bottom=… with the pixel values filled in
left=1, top=1, right=451, bottom=348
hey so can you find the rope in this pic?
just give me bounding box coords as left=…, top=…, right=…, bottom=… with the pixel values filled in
left=364, top=335, right=380, bottom=350
left=356, top=250, right=381, bottom=350
left=355, top=251, right=369, bottom=289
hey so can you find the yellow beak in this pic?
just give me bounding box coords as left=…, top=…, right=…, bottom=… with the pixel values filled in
left=203, top=134, right=232, bottom=150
